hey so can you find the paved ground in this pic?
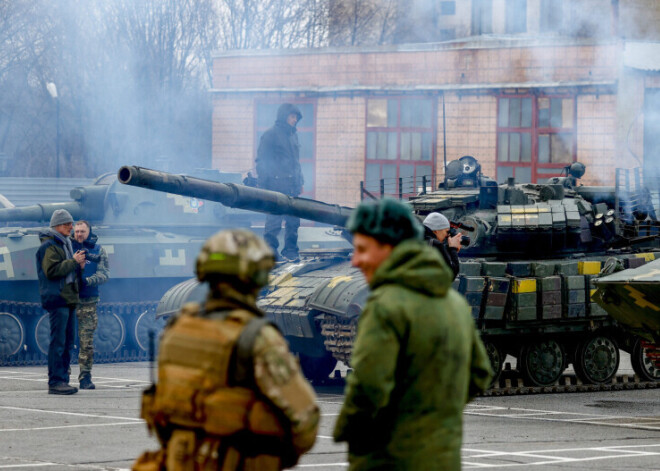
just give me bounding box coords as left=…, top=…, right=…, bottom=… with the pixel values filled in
left=0, top=361, right=658, bottom=470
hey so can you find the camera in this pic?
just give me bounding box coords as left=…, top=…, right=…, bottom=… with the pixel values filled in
left=448, top=227, right=471, bottom=247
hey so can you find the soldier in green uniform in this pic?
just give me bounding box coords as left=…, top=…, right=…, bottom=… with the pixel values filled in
left=333, top=199, right=493, bottom=471
left=134, top=229, right=319, bottom=471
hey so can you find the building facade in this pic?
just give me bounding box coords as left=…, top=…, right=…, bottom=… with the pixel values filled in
left=211, top=0, right=660, bottom=207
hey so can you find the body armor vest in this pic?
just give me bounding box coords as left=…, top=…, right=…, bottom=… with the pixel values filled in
left=138, top=305, right=287, bottom=470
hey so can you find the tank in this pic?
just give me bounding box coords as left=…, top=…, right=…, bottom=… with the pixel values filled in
left=591, top=258, right=660, bottom=381
left=118, top=160, right=660, bottom=386
left=0, top=170, right=262, bottom=366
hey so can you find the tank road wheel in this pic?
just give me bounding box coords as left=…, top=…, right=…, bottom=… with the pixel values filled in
left=133, top=309, right=166, bottom=353
left=298, top=352, right=337, bottom=383
left=573, top=335, right=620, bottom=384
left=483, top=341, right=503, bottom=386
left=631, top=338, right=660, bottom=382
left=0, top=312, right=25, bottom=356
left=519, top=340, right=566, bottom=387
left=94, top=312, right=126, bottom=354
left=35, top=313, right=50, bottom=355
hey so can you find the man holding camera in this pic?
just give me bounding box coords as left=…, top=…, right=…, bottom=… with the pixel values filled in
left=71, top=220, right=109, bottom=390
left=423, top=212, right=462, bottom=280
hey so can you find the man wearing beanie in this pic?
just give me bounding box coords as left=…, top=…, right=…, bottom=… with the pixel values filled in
left=333, top=199, right=492, bottom=471
left=36, top=209, right=86, bottom=395
left=423, top=211, right=462, bottom=280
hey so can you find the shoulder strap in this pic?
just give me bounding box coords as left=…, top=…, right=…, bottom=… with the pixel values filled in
left=234, top=317, right=274, bottom=386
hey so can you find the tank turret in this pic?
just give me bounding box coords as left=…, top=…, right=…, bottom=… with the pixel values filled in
left=0, top=171, right=256, bottom=233
left=0, top=169, right=264, bottom=367
left=119, top=160, right=660, bottom=388
left=120, top=161, right=659, bottom=258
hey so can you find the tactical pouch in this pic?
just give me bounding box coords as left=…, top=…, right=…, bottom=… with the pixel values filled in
left=131, top=449, right=166, bottom=471
left=166, top=430, right=197, bottom=471
left=203, top=387, right=285, bottom=438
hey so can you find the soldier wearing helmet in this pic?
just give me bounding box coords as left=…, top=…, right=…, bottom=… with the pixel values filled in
left=134, top=229, right=319, bottom=471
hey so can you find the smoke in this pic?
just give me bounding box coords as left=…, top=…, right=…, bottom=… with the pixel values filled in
left=0, top=0, right=216, bottom=178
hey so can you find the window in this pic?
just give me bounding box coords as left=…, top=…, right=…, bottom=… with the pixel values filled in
left=365, top=98, right=435, bottom=197
left=505, top=0, right=527, bottom=34
left=540, top=0, right=563, bottom=33
left=255, top=101, right=316, bottom=196
left=497, top=94, right=575, bottom=183
left=471, top=0, right=493, bottom=35
left=440, top=1, right=456, bottom=15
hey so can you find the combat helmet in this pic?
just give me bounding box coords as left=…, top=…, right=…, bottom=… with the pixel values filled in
left=196, top=229, right=275, bottom=288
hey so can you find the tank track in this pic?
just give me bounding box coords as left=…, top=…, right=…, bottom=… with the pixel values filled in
left=484, top=374, right=660, bottom=396
left=0, top=300, right=162, bottom=367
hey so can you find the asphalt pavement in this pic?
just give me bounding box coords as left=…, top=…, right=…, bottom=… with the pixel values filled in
left=0, top=360, right=658, bottom=470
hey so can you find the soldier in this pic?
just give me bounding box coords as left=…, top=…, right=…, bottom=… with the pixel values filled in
left=71, top=220, right=109, bottom=390
left=256, top=103, right=304, bottom=261
left=134, top=229, right=319, bottom=471
left=333, top=199, right=492, bottom=471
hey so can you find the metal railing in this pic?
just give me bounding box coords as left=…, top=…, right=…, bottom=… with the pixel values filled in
left=360, top=173, right=445, bottom=201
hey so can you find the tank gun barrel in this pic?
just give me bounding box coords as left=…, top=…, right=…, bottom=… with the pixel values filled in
left=0, top=202, right=85, bottom=223
left=118, top=166, right=353, bottom=227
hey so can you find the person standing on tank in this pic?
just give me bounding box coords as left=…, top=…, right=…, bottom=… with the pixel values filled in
left=256, top=103, right=304, bottom=261
left=71, top=220, right=109, bottom=390
left=333, top=198, right=493, bottom=471
left=36, top=209, right=86, bottom=395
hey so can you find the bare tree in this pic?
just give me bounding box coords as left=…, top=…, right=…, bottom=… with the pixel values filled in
left=328, top=0, right=398, bottom=46
left=215, top=0, right=330, bottom=49
left=0, top=0, right=59, bottom=176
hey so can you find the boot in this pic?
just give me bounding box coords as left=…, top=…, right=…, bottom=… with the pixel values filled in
left=79, top=374, right=96, bottom=390
left=49, top=382, right=78, bottom=395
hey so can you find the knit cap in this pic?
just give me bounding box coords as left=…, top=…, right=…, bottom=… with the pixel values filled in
left=423, top=212, right=450, bottom=231
left=49, top=209, right=74, bottom=227
left=347, top=198, right=423, bottom=246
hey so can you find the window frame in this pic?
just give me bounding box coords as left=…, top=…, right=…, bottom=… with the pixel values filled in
left=496, top=93, right=577, bottom=183
left=364, top=96, right=436, bottom=198
left=254, top=98, right=317, bottom=198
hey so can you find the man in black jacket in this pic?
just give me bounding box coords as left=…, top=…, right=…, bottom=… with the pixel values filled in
left=423, top=212, right=462, bottom=280
left=35, top=209, right=86, bottom=395
left=256, top=103, right=304, bottom=261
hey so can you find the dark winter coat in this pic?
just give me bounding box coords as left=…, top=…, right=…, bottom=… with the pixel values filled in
left=71, top=232, right=109, bottom=302
left=424, top=225, right=460, bottom=280
left=333, top=240, right=493, bottom=471
left=256, top=103, right=304, bottom=196
left=36, top=232, right=80, bottom=309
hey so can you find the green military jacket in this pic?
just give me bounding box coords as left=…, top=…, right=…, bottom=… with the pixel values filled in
left=334, top=240, right=493, bottom=471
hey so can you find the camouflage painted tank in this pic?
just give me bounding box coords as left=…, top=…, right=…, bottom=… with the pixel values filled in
left=0, top=170, right=261, bottom=366
left=119, top=161, right=660, bottom=386
left=592, top=258, right=660, bottom=381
